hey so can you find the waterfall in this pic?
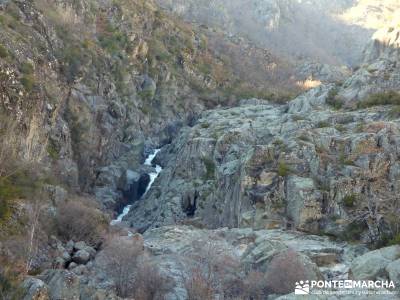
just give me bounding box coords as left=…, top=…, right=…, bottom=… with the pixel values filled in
left=110, top=149, right=162, bottom=225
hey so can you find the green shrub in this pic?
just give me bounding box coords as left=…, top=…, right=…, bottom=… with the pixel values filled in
left=60, top=46, right=83, bottom=82
left=388, top=234, right=400, bottom=245
left=326, top=88, right=344, bottom=110
left=277, top=161, right=291, bottom=177
left=201, top=157, right=216, bottom=180
left=298, top=134, right=311, bottom=142
left=339, top=153, right=355, bottom=166
left=20, top=75, right=35, bottom=92
left=389, top=106, right=400, bottom=118
left=316, top=121, right=330, bottom=128
left=342, top=221, right=366, bottom=241
left=0, top=178, right=22, bottom=223
left=47, top=139, right=60, bottom=160
left=0, top=269, right=24, bottom=300
left=335, top=124, right=346, bottom=133
left=357, top=91, right=400, bottom=108
left=0, top=44, right=8, bottom=58
left=343, top=194, right=357, bottom=207
left=20, top=62, right=34, bottom=74
left=98, top=22, right=129, bottom=55
left=138, top=90, right=155, bottom=101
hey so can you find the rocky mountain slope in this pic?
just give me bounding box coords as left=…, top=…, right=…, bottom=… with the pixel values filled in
left=1, top=0, right=400, bottom=299
left=0, top=0, right=299, bottom=213
left=156, top=0, right=400, bottom=70
left=155, top=0, right=373, bottom=66
left=124, top=21, right=400, bottom=247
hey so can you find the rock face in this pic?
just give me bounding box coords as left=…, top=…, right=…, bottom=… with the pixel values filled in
left=21, top=277, right=50, bottom=300
left=142, top=225, right=365, bottom=299
left=156, top=0, right=374, bottom=66
left=125, top=87, right=400, bottom=244
left=338, top=16, right=400, bottom=103
left=122, top=17, right=400, bottom=245
left=0, top=0, right=291, bottom=213
left=349, top=245, right=400, bottom=280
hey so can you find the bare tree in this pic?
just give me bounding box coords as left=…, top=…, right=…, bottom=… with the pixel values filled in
left=24, top=192, right=46, bottom=274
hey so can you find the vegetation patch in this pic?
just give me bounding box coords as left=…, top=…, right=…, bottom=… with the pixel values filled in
left=316, top=121, right=330, bottom=128
left=335, top=124, right=346, bottom=133
left=277, top=161, right=291, bottom=177
left=20, top=75, right=35, bottom=92
left=357, top=91, right=400, bottom=108
left=0, top=269, right=24, bottom=300
left=389, top=106, right=400, bottom=118
left=55, top=199, right=108, bottom=247
left=20, top=61, right=34, bottom=74
left=338, top=153, right=355, bottom=166
left=326, top=87, right=344, bottom=110
left=47, top=139, right=61, bottom=160
left=0, top=44, right=8, bottom=58
left=201, top=157, right=216, bottom=180
left=342, top=221, right=366, bottom=242
left=342, top=193, right=357, bottom=207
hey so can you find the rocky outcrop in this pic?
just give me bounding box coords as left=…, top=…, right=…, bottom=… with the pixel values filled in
left=124, top=83, right=400, bottom=245
left=21, top=277, right=50, bottom=300
left=349, top=245, right=400, bottom=280
left=1, top=0, right=289, bottom=213
left=142, top=225, right=366, bottom=299
left=339, top=16, right=400, bottom=103
left=52, top=240, right=96, bottom=269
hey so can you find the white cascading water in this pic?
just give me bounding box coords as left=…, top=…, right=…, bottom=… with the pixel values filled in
left=110, top=149, right=162, bottom=225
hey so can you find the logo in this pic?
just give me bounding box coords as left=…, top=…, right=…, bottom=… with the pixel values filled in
left=295, top=280, right=310, bottom=295
left=294, top=280, right=397, bottom=296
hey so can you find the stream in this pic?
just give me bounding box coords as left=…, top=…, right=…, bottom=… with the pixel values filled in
left=110, top=149, right=162, bottom=225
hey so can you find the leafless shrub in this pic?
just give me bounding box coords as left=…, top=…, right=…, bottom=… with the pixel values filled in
left=241, top=271, right=269, bottom=300
left=101, top=236, right=143, bottom=297
left=55, top=198, right=108, bottom=247
left=133, top=259, right=173, bottom=300
left=101, top=235, right=172, bottom=299
left=184, top=240, right=252, bottom=300
left=265, top=249, right=308, bottom=294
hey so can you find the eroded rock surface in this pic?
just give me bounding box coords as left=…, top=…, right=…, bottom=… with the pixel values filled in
left=125, top=95, right=400, bottom=246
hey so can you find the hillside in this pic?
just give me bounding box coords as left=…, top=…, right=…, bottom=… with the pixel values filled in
left=155, top=0, right=398, bottom=68
left=1, top=0, right=400, bottom=299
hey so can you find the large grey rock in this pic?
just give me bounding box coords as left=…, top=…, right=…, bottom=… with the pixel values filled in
left=74, top=241, right=87, bottom=251
left=21, top=277, right=49, bottom=300
left=386, top=258, right=400, bottom=285
left=38, top=270, right=80, bottom=300
left=349, top=245, right=400, bottom=280
left=72, top=250, right=91, bottom=265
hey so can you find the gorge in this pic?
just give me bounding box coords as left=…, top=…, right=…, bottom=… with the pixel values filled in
left=1, top=0, right=400, bottom=299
